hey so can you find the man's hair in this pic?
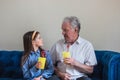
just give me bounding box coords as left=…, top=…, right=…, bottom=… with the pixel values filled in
left=63, top=16, right=81, bottom=33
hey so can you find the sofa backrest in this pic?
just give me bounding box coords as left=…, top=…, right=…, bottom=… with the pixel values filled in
left=91, top=50, right=120, bottom=80
left=0, top=51, right=23, bottom=78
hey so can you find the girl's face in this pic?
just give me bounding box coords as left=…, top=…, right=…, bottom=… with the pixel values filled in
left=33, top=34, right=43, bottom=47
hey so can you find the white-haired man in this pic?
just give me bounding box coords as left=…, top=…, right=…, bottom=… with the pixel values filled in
left=50, top=16, right=97, bottom=80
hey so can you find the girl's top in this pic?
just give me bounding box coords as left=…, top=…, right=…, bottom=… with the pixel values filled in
left=22, top=49, right=54, bottom=80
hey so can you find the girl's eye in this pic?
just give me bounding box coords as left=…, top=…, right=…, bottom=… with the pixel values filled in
left=37, top=37, right=41, bottom=39
left=39, top=37, right=41, bottom=39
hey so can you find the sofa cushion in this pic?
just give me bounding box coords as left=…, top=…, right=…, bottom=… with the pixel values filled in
left=101, top=51, right=120, bottom=80
left=0, top=78, right=23, bottom=80
left=90, top=50, right=120, bottom=80
left=0, top=51, right=23, bottom=78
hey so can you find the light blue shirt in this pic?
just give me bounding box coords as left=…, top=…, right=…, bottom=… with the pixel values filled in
left=22, top=49, right=54, bottom=80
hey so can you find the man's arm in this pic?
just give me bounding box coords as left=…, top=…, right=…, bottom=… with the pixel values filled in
left=74, top=60, right=93, bottom=74
left=54, top=66, right=71, bottom=80
left=64, top=58, right=93, bottom=74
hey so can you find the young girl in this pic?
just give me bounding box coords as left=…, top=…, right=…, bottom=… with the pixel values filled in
left=21, top=31, right=54, bottom=80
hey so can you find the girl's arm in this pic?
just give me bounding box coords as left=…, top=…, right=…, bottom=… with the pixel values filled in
left=22, top=57, right=42, bottom=80
left=41, top=51, right=54, bottom=79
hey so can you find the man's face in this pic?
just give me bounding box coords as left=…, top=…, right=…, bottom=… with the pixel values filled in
left=62, top=22, right=77, bottom=43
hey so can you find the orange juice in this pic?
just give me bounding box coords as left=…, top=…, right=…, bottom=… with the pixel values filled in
left=38, top=57, right=46, bottom=69
left=62, top=51, right=71, bottom=58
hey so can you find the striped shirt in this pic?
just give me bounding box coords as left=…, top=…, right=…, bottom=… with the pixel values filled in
left=22, top=50, right=54, bottom=80
left=50, top=36, right=97, bottom=79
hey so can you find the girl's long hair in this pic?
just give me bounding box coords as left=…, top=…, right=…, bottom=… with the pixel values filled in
left=21, top=31, right=44, bottom=66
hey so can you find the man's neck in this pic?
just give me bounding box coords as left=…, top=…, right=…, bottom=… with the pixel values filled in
left=69, top=35, right=79, bottom=45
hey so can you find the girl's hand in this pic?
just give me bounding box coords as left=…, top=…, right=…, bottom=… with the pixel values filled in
left=34, top=76, right=45, bottom=80
left=34, top=76, right=41, bottom=80
left=35, top=62, right=42, bottom=69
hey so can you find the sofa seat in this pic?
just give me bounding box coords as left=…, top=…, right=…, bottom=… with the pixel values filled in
left=0, top=78, right=22, bottom=80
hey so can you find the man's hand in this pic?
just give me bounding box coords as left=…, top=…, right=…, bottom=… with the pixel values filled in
left=54, top=67, right=71, bottom=80
left=64, top=58, right=93, bottom=74
left=63, top=58, right=75, bottom=66
left=59, top=72, right=71, bottom=80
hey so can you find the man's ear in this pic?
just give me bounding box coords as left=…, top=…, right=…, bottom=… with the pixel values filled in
left=75, top=27, right=79, bottom=32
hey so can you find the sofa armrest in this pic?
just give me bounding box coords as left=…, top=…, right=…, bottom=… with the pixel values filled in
left=101, top=51, right=120, bottom=80
left=117, top=61, right=120, bottom=80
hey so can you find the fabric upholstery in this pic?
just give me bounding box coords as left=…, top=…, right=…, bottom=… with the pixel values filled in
left=118, top=63, right=120, bottom=80
left=0, top=51, right=23, bottom=79
left=90, top=51, right=120, bottom=80
left=0, top=50, right=120, bottom=80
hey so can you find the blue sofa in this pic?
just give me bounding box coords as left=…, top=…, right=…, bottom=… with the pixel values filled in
left=0, top=50, right=120, bottom=80
left=0, top=51, right=23, bottom=80
left=90, top=51, right=120, bottom=80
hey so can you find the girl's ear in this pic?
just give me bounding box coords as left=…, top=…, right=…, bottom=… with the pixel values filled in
left=32, top=40, right=35, bottom=45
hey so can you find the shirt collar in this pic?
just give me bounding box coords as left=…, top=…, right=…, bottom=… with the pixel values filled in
left=64, top=36, right=81, bottom=45
left=76, top=36, right=81, bottom=44
left=31, top=49, right=40, bottom=55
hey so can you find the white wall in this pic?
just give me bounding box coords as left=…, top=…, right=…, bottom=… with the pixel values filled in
left=0, top=0, right=120, bottom=52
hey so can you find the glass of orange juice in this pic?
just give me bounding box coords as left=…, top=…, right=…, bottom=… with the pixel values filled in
left=62, top=51, right=71, bottom=59
left=38, top=57, right=46, bottom=69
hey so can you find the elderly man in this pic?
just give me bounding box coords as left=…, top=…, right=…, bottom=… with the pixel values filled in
left=50, top=16, right=97, bottom=80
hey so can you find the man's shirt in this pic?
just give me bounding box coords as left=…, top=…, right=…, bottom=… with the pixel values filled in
left=50, top=36, right=97, bottom=79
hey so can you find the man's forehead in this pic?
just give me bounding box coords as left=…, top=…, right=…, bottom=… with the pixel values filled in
left=62, top=22, right=71, bottom=27
left=62, top=22, right=73, bottom=29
